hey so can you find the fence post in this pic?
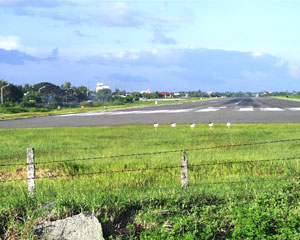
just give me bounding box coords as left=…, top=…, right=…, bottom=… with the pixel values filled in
left=181, top=151, right=188, bottom=188
left=27, top=148, right=35, bottom=197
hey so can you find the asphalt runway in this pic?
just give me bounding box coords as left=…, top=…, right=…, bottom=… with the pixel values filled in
left=1, top=97, right=300, bottom=128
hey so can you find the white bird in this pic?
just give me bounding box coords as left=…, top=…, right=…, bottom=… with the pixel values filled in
left=190, top=123, right=195, bottom=130
left=226, top=122, right=231, bottom=128
left=209, top=122, right=213, bottom=129
left=171, top=122, right=176, bottom=128
left=154, top=123, right=159, bottom=130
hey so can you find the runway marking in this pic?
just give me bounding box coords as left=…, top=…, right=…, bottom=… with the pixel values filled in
left=53, top=106, right=300, bottom=117
left=259, top=108, right=284, bottom=111
left=286, top=108, right=300, bottom=111
left=196, top=107, right=220, bottom=112
left=234, top=100, right=243, bottom=105
left=238, top=107, right=254, bottom=111
left=54, top=109, right=193, bottom=117
left=108, top=109, right=192, bottom=114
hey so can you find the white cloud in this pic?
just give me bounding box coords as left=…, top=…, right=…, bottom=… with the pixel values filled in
left=2, top=47, right=299, bottom=91
left=0, top=35, right=20, bottom=50
left=0, top=35, right=48, bottom=56
left=251, top=51, right=263, bottom=57
left=97, top=2, right=146, bottom=27
left=288, top=63, right=300, bottom=78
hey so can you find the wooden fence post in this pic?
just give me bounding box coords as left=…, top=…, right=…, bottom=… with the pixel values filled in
left=27, top=148, right=35, bottom=197
left=181, top=152, right=188, bottom=188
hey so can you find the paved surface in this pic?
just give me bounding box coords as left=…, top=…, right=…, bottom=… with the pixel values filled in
left=1, top=97, right=300, bottom=128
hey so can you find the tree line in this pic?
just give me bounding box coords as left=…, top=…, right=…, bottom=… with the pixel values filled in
left=1, top=79, right=299, bottom=108
left=0, top=80, right=91, bottom=107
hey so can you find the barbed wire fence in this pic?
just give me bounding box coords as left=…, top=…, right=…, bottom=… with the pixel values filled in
left=0, top=138, right=300, bottom=197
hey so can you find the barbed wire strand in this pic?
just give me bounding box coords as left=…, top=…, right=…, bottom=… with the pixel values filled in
left=1, top=153, right=300, bottom=171
left=34, top=138, right=300, bottom=164
left=1, top=137, right=298, bottom=167
left=1, top=160, right=299, bottom=184
left=191, top=177, right=297, bottom=186
left=0, top=165, right=181, bottom=183
left=189, top=156, right=300, bottom=168
left=0, top=175, right=297, bottom=193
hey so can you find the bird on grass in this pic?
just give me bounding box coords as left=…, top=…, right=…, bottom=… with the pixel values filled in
left=226, top=122, right=231, bottom=128
left=190, top=123, right=195, bottom=130
left=209, top=122, right=213, bottom=129
left=154, top=123, right=159, bottom=130
left=171, top=123, right=176, bottom=128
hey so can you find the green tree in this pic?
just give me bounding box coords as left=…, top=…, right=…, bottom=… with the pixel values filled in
left=96, top=89, right=113, bottom=102
left=0, top=81, right=23, bottom=104
left=24, top=84, right=32, bottom=92
left=61, top=82, right=71, bottom=91
left=131, top=92, right=141, bottom=101
left=33, top=82, right=64, bottom=104
left=22, top=93, right=42, bottom=107
left=73, top=86, right=88, bottom=102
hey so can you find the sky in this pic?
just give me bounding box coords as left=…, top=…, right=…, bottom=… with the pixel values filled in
left=0, top=0, right=300, bottom=92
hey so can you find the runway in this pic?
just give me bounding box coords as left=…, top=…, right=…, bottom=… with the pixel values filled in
left=1, top=97, right=300, bottom=128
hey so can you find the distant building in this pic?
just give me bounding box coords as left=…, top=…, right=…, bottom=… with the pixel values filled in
left=140, top=89, right=150, bottom=94
left=96, top=83, right=110, bottom=92
left=158, top=92, right=173, bottom=98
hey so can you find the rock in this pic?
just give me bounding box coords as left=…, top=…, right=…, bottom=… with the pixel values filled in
left=35, top=213, right=103, bottom=240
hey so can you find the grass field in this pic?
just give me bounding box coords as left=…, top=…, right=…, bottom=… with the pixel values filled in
left=272, top=95, right=300, bottom=101
left=0, top=97, right=211, bottom=120
left=1, top=123, right=300, bottom=239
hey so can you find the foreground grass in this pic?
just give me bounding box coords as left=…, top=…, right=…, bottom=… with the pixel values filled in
left=0, top=97, right=210, bottom=120
left=1, top=124, right=300, bottom=239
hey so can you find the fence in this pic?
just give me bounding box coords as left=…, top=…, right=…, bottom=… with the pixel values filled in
left=0, top=138, right=300, bottom=197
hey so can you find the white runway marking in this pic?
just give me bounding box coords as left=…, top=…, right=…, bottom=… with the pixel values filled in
left=196, top=107, right=220, bottom=112
left=238, top=107, right=254, bottom=111
left=259, top=108, right=284, bottom=111
left=54, top=109, right=193, bottom=117
left=108, top=109, right=192, bottom=115
left=54, top=106, right=300, bottom=118
left=286, top=108, right=300, bottom=111
left=234, top=100, right=242, bottom=105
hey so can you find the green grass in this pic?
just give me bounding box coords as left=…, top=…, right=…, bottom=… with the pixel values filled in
left=272, top=95, right=300, bottom=101
left=1, top=123, right=300, bottom=239
left=0, top=97, right=213, bottom=120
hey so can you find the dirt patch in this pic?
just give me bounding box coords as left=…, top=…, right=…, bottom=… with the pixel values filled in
left=0, top=168, right=66, bottom=182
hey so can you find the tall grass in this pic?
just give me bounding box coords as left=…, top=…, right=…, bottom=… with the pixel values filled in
left=1, top=124, right=300, bottom=197
left=1, top=124, right=300, bottom=238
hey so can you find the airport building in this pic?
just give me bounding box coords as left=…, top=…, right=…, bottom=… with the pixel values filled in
left=96, top=83, right=110, bottom=92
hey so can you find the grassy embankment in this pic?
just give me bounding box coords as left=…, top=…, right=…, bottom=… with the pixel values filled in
left=0, top=97, right=212, bottom=120
left=272, top=95, right=300, bottom=101
left=1, top=123, right=300, bottom=239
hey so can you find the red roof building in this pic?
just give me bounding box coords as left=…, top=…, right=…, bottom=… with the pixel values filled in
left=158, top=92, right=173, bottom=98
left=158, top=92, right=173, bottom=95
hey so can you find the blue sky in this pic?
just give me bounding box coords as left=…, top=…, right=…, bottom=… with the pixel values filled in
left=0, top=0, right=300, bottom=92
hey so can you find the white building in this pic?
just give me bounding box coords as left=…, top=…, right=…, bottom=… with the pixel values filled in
left=96, top=83, right=110, bottom=92
left=140, top=89, right=150, bottom=94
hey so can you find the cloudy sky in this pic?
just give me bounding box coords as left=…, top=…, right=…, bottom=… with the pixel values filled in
left=0, top=0, right=300, bottom=92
